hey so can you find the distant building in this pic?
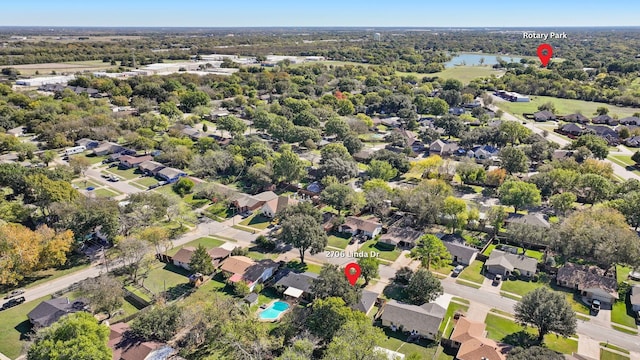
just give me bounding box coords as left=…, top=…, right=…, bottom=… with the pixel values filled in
left=373, top=33, right=381, bottom=41
left=493, top=90, right=530, bottom=102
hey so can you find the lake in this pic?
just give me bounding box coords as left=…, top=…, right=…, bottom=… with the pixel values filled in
left=445, top=53, right=523, bottom=68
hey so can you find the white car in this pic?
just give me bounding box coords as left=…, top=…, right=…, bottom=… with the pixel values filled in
left=452, top=265, right=464, bottom=277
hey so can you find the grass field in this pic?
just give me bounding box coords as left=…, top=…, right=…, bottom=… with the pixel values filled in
left=600, top=349, right=630, bottom=360
left=358, top=240, right=402, bottom=263
left=166, top=237, right=226, bottom=256
left=398, top=66, right=505, bottom=84
left=439, top=302, right=470, bottom=338
left=238, top=214, right=272, bottom=230
left=500, top=279, right=548, bottom=297
left=133, top=177, right=160, bottom=187
left=0, top=295, right=51, bottom=359
left=611, top=301, right=638, bottom=329
left=286, top=260, right=323, bottom=275
left=458, top=260, right=485, bottom=285
left=327, top=235, right=350, bottom=250
left=13, top=60, right=118, bottom=76
left=104, top=167, right=140, bottom=180
left=93, top=188, right=120, bottom=198
left=142, top=263, right=190, bottom=295
left=484, top=314, right=577, bottom=354
left=494, top=95, right=640, bottom=120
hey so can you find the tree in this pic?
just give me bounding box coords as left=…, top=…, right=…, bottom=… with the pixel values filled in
left=456, top=159, right=486, bottom=184
left=514, top=287, right=576, bottom=342
left=217, top=115, right=247, bottom=137
left=486, top=206, right=508, bottom=234
left=189, top=244, right=215, bottom=275
left=594, top=106, right=609, bottom=116
left=358, top=257, right=380, bottom=285
left=159, top=101, right=182, bottom=120
left=337, top=99, right=355, bottom=116
left=273, top=145, right=306, bottom=184
left=180, top=90, right=210, bottom=112
left=405, top=268, right=443, bottom=305
left=367, top=159, right=398, bottom=181
left=130, top=304, right=183, bottom=342
left=485, top=168, right=507, bottom=187
left=410, top=234, right=451, bottom=270
left=323, top=320, right=387, bottom=360
left=26, top=173, right=78, bottom=215
left=172, top=177, right=195, bottom=197
left=499, top=146, right=529, bottom=174
left=311, top=264, right=360, bottom=306
left=498, top=121, right=532, bottom=145
left=342, top=134, right=363, bottom=155
left=80, top=275, right=124, bottom=316
left=137, top=226, right=171, bottom=255
left=321, top=183, right=362, bottom=215
left=325, top=117, right=351, bottom=139
left=508, top=346, right=564, bottom=360
left=613, top=191, right=640, bottom=230
left=633, top=151, right=640, bottom=165
left=498, top=180, right=541, bottom=213
left=319, top=157, right=359, bottom=182
left=434, top=115, right=467, bottom=138
left=38, top=150, right=56, bottom=166
left=27, top=312, right=111, bottom=360
left=279, top=214, right=327, bottom=264
left=116, top=237, right=149, bottom=282
left=425, top=97, right=449, bottom=116
left=549, top=192, right=577, bottom=216
left=307, top=297, right=367, bottom=340
left=571, top=134, right=609, bottom=159
left=443, top=196, right=468, bottom=233
left=577, top=173, right=613, bottom=205
left=277, top=339, right=314, bottom=360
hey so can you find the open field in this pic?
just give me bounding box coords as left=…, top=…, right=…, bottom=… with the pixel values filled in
left=13, top=60, right=117, bottom=75
left=0, top=295, right=51, bottom=359
left=494, top=95, right=640, bottom=120
left=407, top=66, right=506, bottom=84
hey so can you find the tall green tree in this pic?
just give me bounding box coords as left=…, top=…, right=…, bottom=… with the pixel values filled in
left=273, top=145, right=307, bottom=184
left=321, top=183, right=363, bottom=215
left=571, top=134, right=609, bottom=159
left=498, top=146, right=529, bottom=174
left=498, top=180, right=541, bottom=213
left=508, top=346, right=564, bottom=360
left=367, top=159, right=398, bottom=181
left=279, top=214, right=327, bottom=264
left=443, top=196, right=468, bottom=233
left=307, top=297, right=367, bottom=341
left=311, top=264, right=360, bottom=306
left=27, top=312, right=111, bottom=360
left=549, top=192, right=577, bottom=216
left=514, top=287, right=576, bottom=342
left=410, top=234, right=451, bottom=270
left=189, top=244, right=215, bottom=275
left=80, top=275, right=124, bottom=316
left=405, top=268, right=443, bottom=305
left=130, top=304, right=183, bottom=342
left=323, top=320, right=387, bottom=360
left=357, top=256, right=380, bottom=285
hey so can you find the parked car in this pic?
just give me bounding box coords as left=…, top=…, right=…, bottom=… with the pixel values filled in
left=158, top=181, right=168, bottom=186
left=591, top=299, right=601, bottom=314
left=148, top=183, right=160, bottom=190
left=4, top=289, right=25, bottom=299
left=2, top=296, right=25, bottom=309
left=492, top=274, right=502, bottom=285
left=452, top=265, right=464, bottom=277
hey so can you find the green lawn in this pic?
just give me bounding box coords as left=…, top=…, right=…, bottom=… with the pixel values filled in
left=482, top=243, right=497, bottom=256
left=286, top=260, right=323, bottom=274
left=327, top=235, right=350, bottom=250
left=482, top=244, right=543, bottom=261
left=358, top=240, right=402, bottom=263
left=609, top=154, right=636, bottom=167
left=548, top=284, right=591, bottom=315
left=0, top=295, right=52, bottom=359
left=484, top=314, right=577, bottom=354
left=494, top=95, right=640, bottom=120
left=500, top=278, right=549, bottom=296
left=399, top=66, right=506, bottom=84
left=133, top=176, right=160, bottom=187
left=377, top=327, right=443, bottom=359
left=104, top=167, right=141, bottom=180
left=76, top=154, right=107, bottom=165
left=142, top=263, right=190, bottom=295
left=239, top=214, right=273, bottom=230
left=458, top=260, right=485, bottom=284
left=616, top=265, right=640, bottom=285
left=247, top=251, right=278, bottom=261
left=439, top=302, right=470, bottom=338
left=166, top=237, right=226, bottom=256
left=93, top=188, right=120, bottom=198
left=600, top=349, right=630, bottom=360
left=72, top=178, right=102, bottom=189
left=611, top=301, right=638, bottom=329
left=600, top=343, right=630, bottom=355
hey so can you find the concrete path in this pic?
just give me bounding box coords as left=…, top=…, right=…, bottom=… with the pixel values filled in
left=480, top=276, right=501, bottom=294
left=577, top=335, right=600, bottom=360
left=465, top=302, right=491, bottom=323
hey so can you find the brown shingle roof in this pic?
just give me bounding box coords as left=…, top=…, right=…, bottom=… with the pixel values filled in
left=342, top=216, right=382, bottom=234
left=220, top=256, right=255, bottom=275
left=172, top=246, right=196, bottom=264
left=451, top=317, right=507, bottom=360
left=556, top=263, right=618, bottom=299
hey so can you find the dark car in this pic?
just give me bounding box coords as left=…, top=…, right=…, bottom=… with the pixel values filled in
left=2, top=296, right=25, bottom=309
left=4, top=289, right=25, bottom=299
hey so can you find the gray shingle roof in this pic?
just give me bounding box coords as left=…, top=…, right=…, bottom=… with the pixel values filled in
left=27, top=297, right=88, bottom=327
left=355, top=290, right=379, bottom=314
left=485, top=250, right=537, bottom=274
left=556, top=263, right=618, bottom=299
left=275, top=271, right=318, bottom=293
left=440, top=235, right=479, bottom=265
left=380, top=300, right=445, bottom=336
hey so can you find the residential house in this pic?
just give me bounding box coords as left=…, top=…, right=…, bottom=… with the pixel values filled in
left=338, top=216, right=383, bottom=238
left=468, top=145, right=499, bottom=160
left=138, top=161, right=166, bottom=176
left=262, top=195, right=299, bottom=218
left=119, top=155, right=153, bottom=169
left=556, top=263, right=618, bottom=305
left=379, top=227, right=423, bottom=248
left=449, top=316, right=508, bottom=360
left=592, top=114, right=618, bottom=126
left=27, top=297, right=89, bottom=328
left=440, top=234, right=479, bottom=266
left=463, top=100, right=482, bottom=109
left=75, top=138, right=99, bottom=149
left=585, top=125, right=620, bottom=145
left=485, top=250, right=538, bottom=277
left=533, top=110, right=556, bottom=122
left=631, top=285, right=640, bottom=312
left=625, top=136, right=640, bottom=148
left=381, top=117, right=401, bottom=128
left=353, top=148, right=379, bottom=162
left=92, top=141, right=125, bottom=156
left=552, top=149, right=574, bottom=160
left=221, top=256, right=278, bottom=291
left=504, top=213, right=550, bottom=229
left=449, top=107, right=466, bottom=116
left=562, top=113, right=589, bottom=124
left=354, top=289, right=379, bottom=315
left=109, top=322, right=180, bottom=360
left=232, top=191, right=278, bottom=213
left=157, top=167, right=187, bottom=183
left=560, top=123, right=584, bottom=136
left=380, top=300, right=445, bottom=340
left=6, top=126, right=25, bottom=137
left=620, top=116, right=640, bottom=126
left=208, top=247, right=231, bottom=268
left=274, top=271, right=318, bottom=300
left=172, top=247, right=196, bottom=271
left=181, top=126, right=205, bottom=140
left=429, top=140, right=459, bottom=157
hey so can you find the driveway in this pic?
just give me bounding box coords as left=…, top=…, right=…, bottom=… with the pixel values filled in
left=577, top=335, right=600, bottom=360
left=85, top=167, right=143, bottom=195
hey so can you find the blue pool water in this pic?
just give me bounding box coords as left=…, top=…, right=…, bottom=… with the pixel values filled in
left=259, top=301, right=290, bottom=320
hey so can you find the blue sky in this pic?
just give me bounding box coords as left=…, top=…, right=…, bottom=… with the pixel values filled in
left=4, top=0, right=639, bottom=27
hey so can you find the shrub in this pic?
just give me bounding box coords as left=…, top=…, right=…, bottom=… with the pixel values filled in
left=233, top=281, right=250, bottom=297
left=231, top=247, right=249, bottom=256
left=512, top=269, right=521, bottom=279
left=255, top=235, right=276, bottom=251
left=532, top=274, right=539, bottom=282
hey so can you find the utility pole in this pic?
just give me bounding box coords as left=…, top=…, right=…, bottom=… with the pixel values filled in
left=102, top=246, right=109, bottom=273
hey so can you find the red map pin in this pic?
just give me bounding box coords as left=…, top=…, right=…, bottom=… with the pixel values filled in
left=344, top=263, right=361, bottom=286
left=537, top=44, right=553, bottom=67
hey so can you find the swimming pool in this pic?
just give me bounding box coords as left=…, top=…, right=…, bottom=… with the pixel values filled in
left=259, top=301, right=290, bottom=320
